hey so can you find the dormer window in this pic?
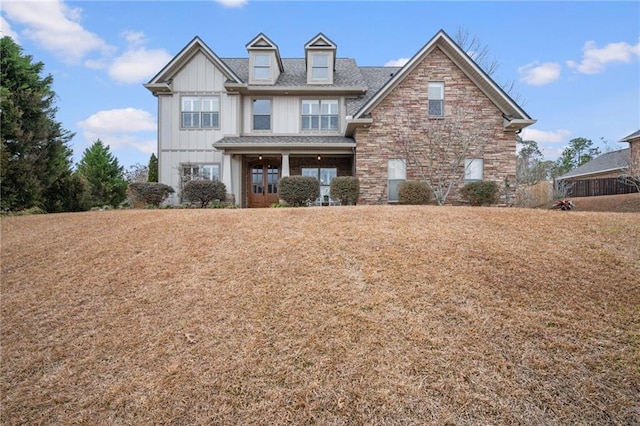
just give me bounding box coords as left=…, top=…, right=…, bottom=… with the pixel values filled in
left=305, top=33, right=337, bottom=85
left=253, top=54, right=270, bottom=80
left=311, top=53, right=329, bottom=80
left=246, top=33, right=284, bottom=85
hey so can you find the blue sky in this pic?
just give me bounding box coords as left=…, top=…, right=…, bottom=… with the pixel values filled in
left=2, top=0, right=639, bottom=170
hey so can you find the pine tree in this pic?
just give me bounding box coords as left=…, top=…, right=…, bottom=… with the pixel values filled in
left=76, top=140, right=127, bottom=208
left=1, top=36, right=76, bottom=212
left=148, top=153, right=158, bottom=182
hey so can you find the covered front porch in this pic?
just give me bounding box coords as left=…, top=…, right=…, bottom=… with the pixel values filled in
left=213, top=136, right=355, bottom=208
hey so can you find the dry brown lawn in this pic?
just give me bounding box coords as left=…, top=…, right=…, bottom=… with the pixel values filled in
left=2, top=206, right=639, bottom=425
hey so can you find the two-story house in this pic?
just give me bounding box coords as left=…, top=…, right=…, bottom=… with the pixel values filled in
left=145, top=30, right=534, bottom=207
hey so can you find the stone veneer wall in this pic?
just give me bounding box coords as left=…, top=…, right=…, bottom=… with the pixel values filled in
left=355, top=47, right=518, bottom=205
left=629, top=139, right=640, bottom=178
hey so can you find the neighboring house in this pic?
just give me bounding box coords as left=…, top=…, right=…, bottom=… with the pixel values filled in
left=620, top=130, right=640, bottom=177
left=558, top=148, right=639, bottom=197
left=145, top=30, right=535, bottom=207
left=559, top=148, right=630, bottom=181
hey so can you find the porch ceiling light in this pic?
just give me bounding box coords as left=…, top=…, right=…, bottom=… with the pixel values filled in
left=317, top=155, right=322, bottom=161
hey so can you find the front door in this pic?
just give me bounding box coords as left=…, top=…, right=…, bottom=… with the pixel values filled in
left=248, top=161, right=280, bottom=208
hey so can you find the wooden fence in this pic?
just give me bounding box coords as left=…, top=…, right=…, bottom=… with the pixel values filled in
left=565, top=178, right=639, bottom=197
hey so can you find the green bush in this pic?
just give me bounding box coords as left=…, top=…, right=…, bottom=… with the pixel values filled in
left=330, top=176, right=360, bottom=205
left=278, top=176, right=319, bottom=207
left=128, top=182, right=175, bottom=207
left=460, top=181, right=499, bottom=206
left=183, top=180, right=227, bottom=208
left=398, top=181, right=431, bottom=205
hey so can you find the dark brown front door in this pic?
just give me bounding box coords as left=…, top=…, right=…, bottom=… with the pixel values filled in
left=248, top=161, right=280, bottom=208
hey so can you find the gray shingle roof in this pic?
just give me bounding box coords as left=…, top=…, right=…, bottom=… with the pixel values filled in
left=214, top=135, right=355, bottom=146
left=621, top=129, right=640, bottom=142
left=346, top=66, right=401, bottom=115
left=222, top=58, right=367, bottom=88
left=560, top=148, right=630, bottom=179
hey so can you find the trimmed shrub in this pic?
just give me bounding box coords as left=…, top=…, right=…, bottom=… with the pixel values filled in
left=398, top=181, right=431, bottom=205
left=128, top=182, right=175, bottom=207
left=460, top=181, right=499, bottom=206
left=183, top=180, right=227, bottom=208
left=278, top=176, right=319, bottom=207
left=330, top=176, right=360, bottom=205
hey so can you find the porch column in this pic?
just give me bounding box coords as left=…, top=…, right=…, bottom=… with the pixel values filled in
left=281, top=152, right=290, bottom=177
left=222, top=153, right=232, bottom=192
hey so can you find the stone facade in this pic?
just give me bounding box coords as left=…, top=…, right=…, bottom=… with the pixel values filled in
left=629, top=139, right=640, bottom=178
left=355, top=47, right=517, bottom=205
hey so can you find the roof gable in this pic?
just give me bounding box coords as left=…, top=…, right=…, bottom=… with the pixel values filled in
left=145, top=36, right=243, bottom=89
left=621, top=129, right=640, bottom=143
left=304, top=33, right=337, bottom=50
left=353, top=29, right=533, bottom=125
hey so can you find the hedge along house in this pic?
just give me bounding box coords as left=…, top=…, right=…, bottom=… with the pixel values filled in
left=144, top=30, right=535, bottom=207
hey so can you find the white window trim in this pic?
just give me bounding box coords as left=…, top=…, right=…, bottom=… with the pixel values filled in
left=181, top=164, right=221, bottom=182
left=464, top=158, right=484, bottom=182
left=388, top=159, right=407, bottom=203
left=180, top=95, right=220, bottom=130
left=252, top=98, right=272, bottom=132
left=252, top=53, right=271, bottom=81
left=428, top=82, right=444, bottom=118
left=300, top=99, right=340, bottom=132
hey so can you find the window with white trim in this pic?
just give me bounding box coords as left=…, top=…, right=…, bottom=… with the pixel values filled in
left=311, top=53, right=329, bottom=80
left=428, top=82, right=444, bottom=117
left=388, top=159, right=407, bottom=202
left=182, top=164, right=220, bottom=182
left=464, top=158, right=483, bottom=182
left=302, top=167, right=337, bottom=200
left=252, top=99, right=271, bottom=131
left=253, top=54, right=270, bottom=80
left=182, top=96, right=219, bottom=129
left=301, top=100, right=339, bottom=131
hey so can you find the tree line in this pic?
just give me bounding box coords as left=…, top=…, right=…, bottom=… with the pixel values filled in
left=1, top=36, right=157, bottom=213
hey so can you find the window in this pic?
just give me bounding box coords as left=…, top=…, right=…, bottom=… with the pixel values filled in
left=388, top=159, right=406, bottom=202
left=301, top=100, right=339, bottom=131
left=253, top=99, right=271, bottom=131
left=464, top=159, right=483, bottom=182
left=311, top=53, right=329, bottom=80
left=302, top=167, right=337, bottom=200
left=428, top=82, right=444, bottom=117
left=182, top=164, right=220, bottom=181
left=182, top=96, right=219, bottom=129
left=253, top=54, right=270, bottom=80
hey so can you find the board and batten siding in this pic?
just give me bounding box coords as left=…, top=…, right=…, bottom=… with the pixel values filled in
left=158, top=51, right=238, bottom=204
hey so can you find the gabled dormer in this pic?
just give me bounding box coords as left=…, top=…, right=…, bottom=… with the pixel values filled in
left=246, top=33, right=284, bottom=85
left=305, top=33, right=337, bottom=85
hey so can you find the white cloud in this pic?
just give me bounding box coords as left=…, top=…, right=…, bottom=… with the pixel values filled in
left=108, top=48, right=172, bottom=84
left=1, top=16, right=19, bottom=40
left=106, top=31, right=172, bottom=84
left=518, top=61, right=561, bottom=86
left=567, top=39, right=640, bottom=74
left=520, top=128, right=571, bottom=144
left=215, top=0, right=248, bottom=7
left=77, top=108, right=156, bottom=154
left=384, top=57, right=410, bottom=67
left=2, top=0, right=112, bottom=64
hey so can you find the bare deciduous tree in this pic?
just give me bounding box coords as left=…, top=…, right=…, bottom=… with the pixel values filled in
left=395, top=110, right=494, bottom=206
left=454, top=28, right=524, bottom=105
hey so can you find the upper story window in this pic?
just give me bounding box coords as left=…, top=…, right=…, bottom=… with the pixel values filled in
left=253, top=99, right=271, bottom=131
left=428, top=82, right=444, bottom=117
left=253, top=54, right=271, bottom=80
left=311, top=53, right=329, bottom=80
left=182, top=96, right=219, bottom=129
left=301, top=100, right=339, bottom=131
